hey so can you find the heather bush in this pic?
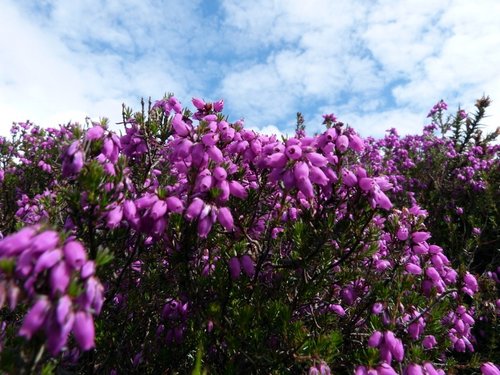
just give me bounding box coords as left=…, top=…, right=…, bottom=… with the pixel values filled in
left=0, top=96, right=498, bottom=374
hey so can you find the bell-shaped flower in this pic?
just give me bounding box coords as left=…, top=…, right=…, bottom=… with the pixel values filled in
left=106, top=205, right=123, bottom=229
left=31, top=230, right=59, bottom=253
left=229, top=180, right=247, bottom=199
left=422, top=335, right=437, bottom=349
left=240, top=255, right=255, bottom=277
left=217, top=207, right=234, bottom=231
left=165, top=196, right=184, bottom=214
left=172, top=114, right=191, bottom=137
left=306, top=152, right=328, bottom=167
left=213, top=166, right=227, bottom=181
left=342, top=169, right=357, bottom=187
left=73, top=311, right=95, bottom=351
left=405, top=364, right=424, bottom=375
left=150, top=200, right=167, bottom=219
left=34, top=249, right=62, bottom=274
left=368, top=331, right=383, bottom=347
left=86, top=126, right=104, bottom=141
left=19, top=297, right=51, bottom=339
left=412, top=232, right=431, bottom=243
left=185, top=198, right=204, bottom=221
left=63, top=240, right=87, bottom=270
left=309, top=165, right=329, bottom=186
left=336, top=135, right=349, bottom=152
left=0, top=226, right=37, bottom=257
left=50, top=261, right=71, bottom=295
left=405, top=263, right=422, bottom=275
left=481, top=363, right=500, bottom=375
left=285, top=145, right=302, bottom=160
left=377, top=362, right=398, bottom=375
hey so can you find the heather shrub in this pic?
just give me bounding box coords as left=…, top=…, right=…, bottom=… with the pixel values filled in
left=0, top=96, right=498, bottom=374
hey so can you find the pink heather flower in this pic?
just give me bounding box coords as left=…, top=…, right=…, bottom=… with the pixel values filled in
left=107, top=205, right=123, bottom=228
left=50, top=261, right=71, bottom=294
left=123, top=200, right=137, bottom=221
left=166, top=196, right=184, bottom=214
left=422, top=335, right=437, bottom=349
left=359, top=177, right=374, bottom=192
left=286, top=145, right=302, bottom=160
left=336, top=135, right=349, bottom=152
left=197, top=215, right=214, bottom=238
left=405, top=364, right=424, bottom=375
left=86, top=125, right=105, bottom=141
left=481, top=362, right=500, bottom=375
left=423, top=362, right=440, bottom=375
left=202, top=132, right=219, bottom=147
left=377, top=363, right=398, bottom=375
left=397, top=227, right=409, bottom=241
left=240, top=255, right=255, bottom=277
left=405, top=263, right=422, bottom=275
left=342, top=169, right=357, bottom=187
left=31, top=230, right=59, bottom=253
left=192, top=97, right=205, bottom=109
left=267, top=152, right=287, bottom=168
left=426, top=267, right=441, bottom=282
left=228, top=257, right=241, bottom=280
left=372, top=302, right=384, bottom=314
left=463, top=272, right=478, bottom=295
left=0, top=226, right=37, bottom=257
left=81, top=260, right=96, bottom=279
left=306, top=152, right=328, bottom=167
left=213, top=166, right=227, bottom=181
left=229, top=180, right=248, bottom=199
left=172, top=114, right=190, bottom=137
left=19, top=297, right=51, bottom=339
left=297, top=177, right=314, bottom=199
left=349, top=134, right=365, bottom=152
left=309, top=165, right=329, bottom=186
left=73, top=311, right=95, bottom=351
left=368, top=331, right=383, bottom=347
left=213, top=99, right=224, bottom=112
left=374, top=189, right=392, bottom=210
left=150, top=200, right=168, bottom=219
left=185, top=198, right=204, bottom=221
left=63, top=240, right=87, bottom=270
left=217, top=207, right=234, bottom=231
left=329, top=304, right=346, bottom=317
left=34, top=249, right=62, bottom=274
left=412, top=231, right=431, bottom=243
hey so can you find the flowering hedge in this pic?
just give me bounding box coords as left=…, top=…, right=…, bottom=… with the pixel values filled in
left=0, top=95, right=498, bottom=374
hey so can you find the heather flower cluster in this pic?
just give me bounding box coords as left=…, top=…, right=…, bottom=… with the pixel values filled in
left=0, top=95, right=498, bottom=373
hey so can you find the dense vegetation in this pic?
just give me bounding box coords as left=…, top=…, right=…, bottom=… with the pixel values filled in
left=0, top=95, right=498, bottom=374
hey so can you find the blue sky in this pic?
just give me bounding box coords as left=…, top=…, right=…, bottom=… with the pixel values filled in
left=1, top=0, right=499, bottom=138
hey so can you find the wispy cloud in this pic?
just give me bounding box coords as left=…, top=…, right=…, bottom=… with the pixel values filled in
left=0, top=0, right=498, bottom=139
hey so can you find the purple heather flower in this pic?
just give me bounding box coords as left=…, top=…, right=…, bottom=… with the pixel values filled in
left=377, top=363, right=398, bottom=375
left=405, top=263, right=422, bottom=275
left=86, top=125, right=104, bottom=141
left=63, top=240, right=87, bottom=270
left=31, top=230, right=59, bottom=253
left=336, top=135, right=349, bottom=152
left=50, top=261, right=71, bottom=294
left=306, top=152, right=328, bottom=167
left=481, top=363, right=500, bottom=375
left=329, top=304, right=346, bottom=317
left=106, top=205, right=123, bottom=228
left=240, top=255, right=255, bottom=277
left=412, top=231, right=431, bottom=243
left=397, top=227, right=409, bottom=241
left=192, top=97, right=205, bottom=110
left=166, top=196, right=184, bottom=214
left=217, top=207, right=234, bottom=231
left=34, top=249, right=62, bottom=274
left=228, top=257, right=241, bottom=280
left=172, top=114, right=191, bottom=137
left=185, top=198, right=204, bottom=221
left=150, top=200, right=168, bottom=219
left=422, top=335, right=437, bottom=349
left=213, top=166, right=227, bottom=181
left=19, top=297, right=51, bottom=339
left=405, top=364, right=424, bottom=375
left=368, top=331, right=383, bottom=347
left=73, top=311, right=95, bottom=351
